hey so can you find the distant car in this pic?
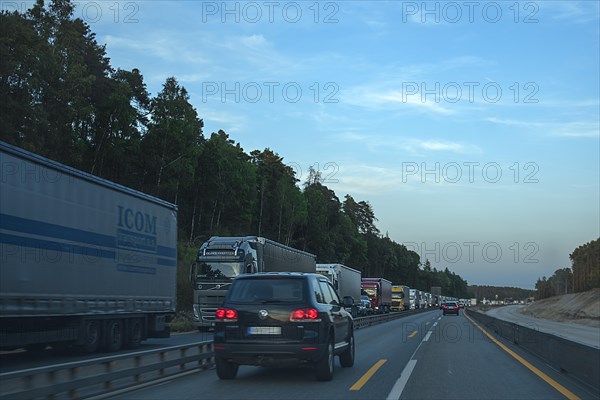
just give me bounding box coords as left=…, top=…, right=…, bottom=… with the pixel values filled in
left=213, top=272, right=355, bottom=381
left=442, top=301, right=459, bottom=316
left=458, top=301, right=465, bottom=309
left=359, top=295, right=373, bottom=316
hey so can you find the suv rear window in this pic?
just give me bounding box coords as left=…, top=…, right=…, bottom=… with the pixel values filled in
left=227, top=278, right=306, bottom=303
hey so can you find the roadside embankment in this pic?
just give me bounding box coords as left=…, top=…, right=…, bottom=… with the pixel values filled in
left=520, top=288, right=600, bottom=328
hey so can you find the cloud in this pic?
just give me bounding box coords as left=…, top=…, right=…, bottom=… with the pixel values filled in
left=541, top=1, right=600, bottom=24
left=417, top=140, right=467, bottom=152
left=104, top=34, right=207, bottom=65
left=241, top=34, right=268, bottom=47
left=377, top=91, right=456, bottom=115
left=327, top=164, right=410, bottom=195
left=343, top=87, right=456, bottom=115
left=339, top=132, right=482, bottom=155
left=486, top=118, right=599, bottom=138
left=196, top=109, right=248, bottom=134
left=554, top=123, right=600, bottom=138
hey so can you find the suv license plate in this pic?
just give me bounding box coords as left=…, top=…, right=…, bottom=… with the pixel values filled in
left=247, top=326, right=281, bottom=335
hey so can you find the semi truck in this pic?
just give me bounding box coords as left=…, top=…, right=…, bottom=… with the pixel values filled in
left=190, top=236, right=316, bottom=329
left=431, top=286, right=442, bottom=307
left=391, top=285, right=410, bottom=311
left=361, top=277, right=392, bottom=313
left=0, top=141, right=177, bottom=352
left=316, top=263, right=362, bottom=317
left=409, top=288, right=422, bottom=309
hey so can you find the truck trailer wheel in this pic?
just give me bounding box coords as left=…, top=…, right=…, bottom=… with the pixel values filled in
left=103, top=320, right=123, bottom=352
left=126, top=319, right=143, bottom=349
left=81, top=320, right=100, bottom=353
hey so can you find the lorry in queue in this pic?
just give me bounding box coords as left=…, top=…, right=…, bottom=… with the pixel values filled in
left=391, top=285, right=410, bottom=311
left=425, top=292, right=433, bottom=308
left=419, top=291, right=427, bottom=308
left=409, top=288, right=423, bottom=309
left=316, top=263, right=362, bottom=317
left=190, top=236, right=316, bottom=329
left=0, top=141, right=177, bottom=353
left=360, top=277, right=392, bottom=313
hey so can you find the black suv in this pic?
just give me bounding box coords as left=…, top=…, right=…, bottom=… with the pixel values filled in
left=213, top=272, right=355, bottom=381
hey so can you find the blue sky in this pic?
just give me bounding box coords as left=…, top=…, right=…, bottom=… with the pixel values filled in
left=24, top=0, right=599, bottom=289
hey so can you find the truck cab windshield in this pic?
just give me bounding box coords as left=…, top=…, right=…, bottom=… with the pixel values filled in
left=363, top=288, right=377, bottom=297
left=197, top=262, right=242, bottom=280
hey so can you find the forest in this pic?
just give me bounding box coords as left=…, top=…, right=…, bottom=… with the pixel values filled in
left=534, top=238, right=600, bottom=300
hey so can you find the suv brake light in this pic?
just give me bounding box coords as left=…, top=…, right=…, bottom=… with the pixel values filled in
left=290, top=308, right=320, bottom=321
left=215, top=308, right=238, bottom=321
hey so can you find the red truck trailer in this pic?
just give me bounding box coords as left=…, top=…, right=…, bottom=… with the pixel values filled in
left=361, top=278, right=392, bottom=313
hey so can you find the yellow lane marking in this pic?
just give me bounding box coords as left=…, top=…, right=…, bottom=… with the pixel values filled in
left=465, top=314, right=580, bottom=400
left=349, top=359, right=387, bottom=391
left=408, top=330, right=417, bottom=338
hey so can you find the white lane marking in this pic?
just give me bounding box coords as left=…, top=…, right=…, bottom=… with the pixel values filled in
left=386, top=359, right=417, bottom=400
left=387, top=315, right=434, bottom=400
left=432, top=322, right=438, bottom=328
left=423, top=331, right=432, bottom=342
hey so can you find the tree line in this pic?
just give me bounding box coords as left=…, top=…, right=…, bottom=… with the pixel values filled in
left=535, top=238, right=599, bottom=299
left=0, top=0, right=472, bottom=311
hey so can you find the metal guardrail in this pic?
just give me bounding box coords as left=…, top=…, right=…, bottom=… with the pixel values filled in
left=354, top=306, right=433, bottom=329
left=0, top=342, right=214, bottom=400
left=466, top=308, right=600, bottom=392
left=0, top=308, right=436, bottom=399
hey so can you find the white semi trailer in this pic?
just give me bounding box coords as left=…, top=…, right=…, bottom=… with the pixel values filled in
left=0, top=141, right=177, bottom=352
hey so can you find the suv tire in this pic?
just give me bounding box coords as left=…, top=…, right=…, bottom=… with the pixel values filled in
left=215, top=356, right=239, bottom=379
left=339, top=331, right=355, bottom=367
left=315, top=337, right=334, bottom=381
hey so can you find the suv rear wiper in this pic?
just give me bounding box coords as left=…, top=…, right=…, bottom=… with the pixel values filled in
left=258, top=299, right=292, bottom=304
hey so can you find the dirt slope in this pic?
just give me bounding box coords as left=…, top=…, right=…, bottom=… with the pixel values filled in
left=520, top=288, right=600, bottom=327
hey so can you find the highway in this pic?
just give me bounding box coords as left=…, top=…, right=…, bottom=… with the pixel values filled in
left=104, top=309, right=596, bottom=400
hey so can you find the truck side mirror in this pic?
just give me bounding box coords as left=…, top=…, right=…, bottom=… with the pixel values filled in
left=343, top=296, right=354, bottom=308
left=189, top=262, right=197, bottom=283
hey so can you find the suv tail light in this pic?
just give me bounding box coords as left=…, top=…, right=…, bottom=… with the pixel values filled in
left=290, top=308, right=320, bottom=321
left=215, top=308, right=238, bottom=321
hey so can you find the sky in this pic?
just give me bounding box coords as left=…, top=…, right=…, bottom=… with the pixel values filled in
left=12, top=0, right=599, bottom=289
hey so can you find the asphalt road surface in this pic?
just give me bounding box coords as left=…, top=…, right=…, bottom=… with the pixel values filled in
left=107, top=310, right=596, bottom=400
